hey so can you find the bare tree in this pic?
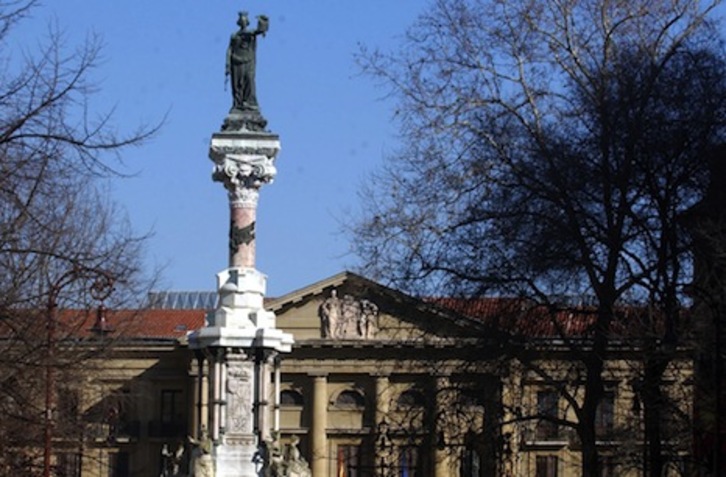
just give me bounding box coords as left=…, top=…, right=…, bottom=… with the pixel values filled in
left=0, top=2, right=159, bottom=475
left=352, top=1, right=726, bottom=475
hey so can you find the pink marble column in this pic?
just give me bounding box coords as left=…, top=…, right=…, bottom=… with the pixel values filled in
left=228, top=186, right=260, bottom=268
left=230, top=201, right=256, bottom=268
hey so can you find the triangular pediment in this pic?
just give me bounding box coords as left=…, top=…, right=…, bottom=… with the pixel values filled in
left=269, top=271, right=480, bottom=344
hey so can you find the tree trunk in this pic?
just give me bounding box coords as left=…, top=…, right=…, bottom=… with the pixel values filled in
left=642, top=356, right=669, bottom=477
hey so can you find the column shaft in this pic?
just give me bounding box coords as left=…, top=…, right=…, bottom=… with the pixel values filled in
left=375, top=375, right=390, bottom=424
left=374, top=375, right=391, bottom=477
left=273, top=358, right=281, bottom=433
left=434, top=375, right=452, bottom=477
left=192, top=355, right=205, bottom=438
left=219, top=358, right=227, bottom=434
left=200, top=362, right=209, bottom=434
left=212, top=357, right=222, bottom=440
left=230, top=202, right=256, bottom=268
left=311, top=374, right=328, bottom=477
left=257, top=358, right=271, bottom=442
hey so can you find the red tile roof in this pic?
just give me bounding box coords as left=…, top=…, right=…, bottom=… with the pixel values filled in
left=0, top=308, right=207, bottom=341
left=108, top=309, right=206, bottom=339
left=0, top=298, right=666, bottom=342
left=429, top=297, right=655, bottom=338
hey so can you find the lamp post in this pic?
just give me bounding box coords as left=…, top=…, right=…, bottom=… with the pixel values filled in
left=42, top=270, right=114, bottom=477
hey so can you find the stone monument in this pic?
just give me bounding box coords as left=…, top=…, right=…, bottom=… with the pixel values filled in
left=189, top=11, right=293, bottom=477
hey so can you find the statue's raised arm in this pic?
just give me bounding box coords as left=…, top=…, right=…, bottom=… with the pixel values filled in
left=256, top=15, right=269, bottom=36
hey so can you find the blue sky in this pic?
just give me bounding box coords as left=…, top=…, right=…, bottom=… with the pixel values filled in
left=12, top=2, right=427, bottom=297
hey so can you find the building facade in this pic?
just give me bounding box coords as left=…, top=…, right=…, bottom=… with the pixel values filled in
left=30, top=272, right=694, bottom=477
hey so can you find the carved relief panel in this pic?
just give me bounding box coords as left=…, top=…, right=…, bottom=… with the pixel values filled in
left=226, top=354, right=254, bottom=434
left=318, top=290, right=379, bottom=339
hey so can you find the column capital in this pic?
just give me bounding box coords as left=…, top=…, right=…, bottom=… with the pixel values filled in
left=209, top=131, right=280, bottom=269
left=308, top=371, right=329, bottom=378
left=210, top=131, right=280, bottom=198
left=370, top=372, right=391, bottom=378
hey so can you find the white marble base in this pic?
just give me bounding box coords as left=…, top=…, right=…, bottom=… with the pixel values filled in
left=214, top=439, right=259, bottom=477
left=191, top=325, right=293, bottom=352
left=189, top=267, right=293, bottom=352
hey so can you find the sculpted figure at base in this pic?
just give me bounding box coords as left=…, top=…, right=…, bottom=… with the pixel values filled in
left=285, top=436, right=311, bottom=477
left=262, top=433, right=284, bottom=477
left=226, top=11, right=269, bottom=112
left=161, top=442, right=184, bottom=477
left=188, top=428, right=214, bottom=477
left=260, top=433, right=311, bottom=477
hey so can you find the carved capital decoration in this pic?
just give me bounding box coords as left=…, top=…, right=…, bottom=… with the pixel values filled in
left=211, top=151, right=277, bottom=210
left=212, top=154, right=276, bottom=186
left=229, top=187, right=260, bottom=208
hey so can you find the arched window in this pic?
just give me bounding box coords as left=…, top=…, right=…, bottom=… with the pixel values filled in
left=459, top=389, right=483, bottom=407
left=397, top=389, right=426, bottom=408
left=335, top=390, right=365, bottom=408
left=280, top=390, right=304, bottom=407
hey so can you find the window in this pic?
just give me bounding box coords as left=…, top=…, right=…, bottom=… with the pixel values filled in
left=108, top=388, right=139, bottom=440
left=280, top=389, right=304, bottom=406
left=599, top=455, right=616, bottom=477
left=150, top=389, right=185, bottom=437
left=161, top=389, right=183, bottom=423
left=535, top=391, right=559, bottom=440
left=335, top=390, right=365, bottom=408
left=399, top=446, right=421, bottom=477
left=108, top=452, right=130, bottom=477
left=459, top=388, right=484, bottom=408
left=397, top=390, right=425, bottom=408
left=56, top=453, right=82, bottom=477
left=460, top=447, right=481, bottom=477
left=595, top=391, right=615, bottom=438
left=57, top=388, right=80, bottom=436
left=536, top=455, right=558, bottom=477
left=337, top=445, right=361, bottom=477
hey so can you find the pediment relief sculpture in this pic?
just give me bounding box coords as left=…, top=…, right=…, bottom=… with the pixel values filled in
left=318, top=290, right=378, bottom=339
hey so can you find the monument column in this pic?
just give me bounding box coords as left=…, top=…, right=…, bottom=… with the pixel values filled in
left=188, top=11, right=294, bottom=477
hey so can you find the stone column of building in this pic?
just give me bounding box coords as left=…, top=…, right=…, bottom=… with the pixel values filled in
left=433, top=374, right=453, bottom=477
left=188, top=128, right=293, bottom=477
left=273, top=357, right=281, bottom=433
left=190, top=354, right=207, bottom=438
left=311, top=373, right=328, bottom=477
left=374, top=374, right=392, bottom=477
left=200, top=357, right=210, bottom=435
left=374, top=374, right=391, bottom=426
left=500, top=363, right=521, bottom=477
